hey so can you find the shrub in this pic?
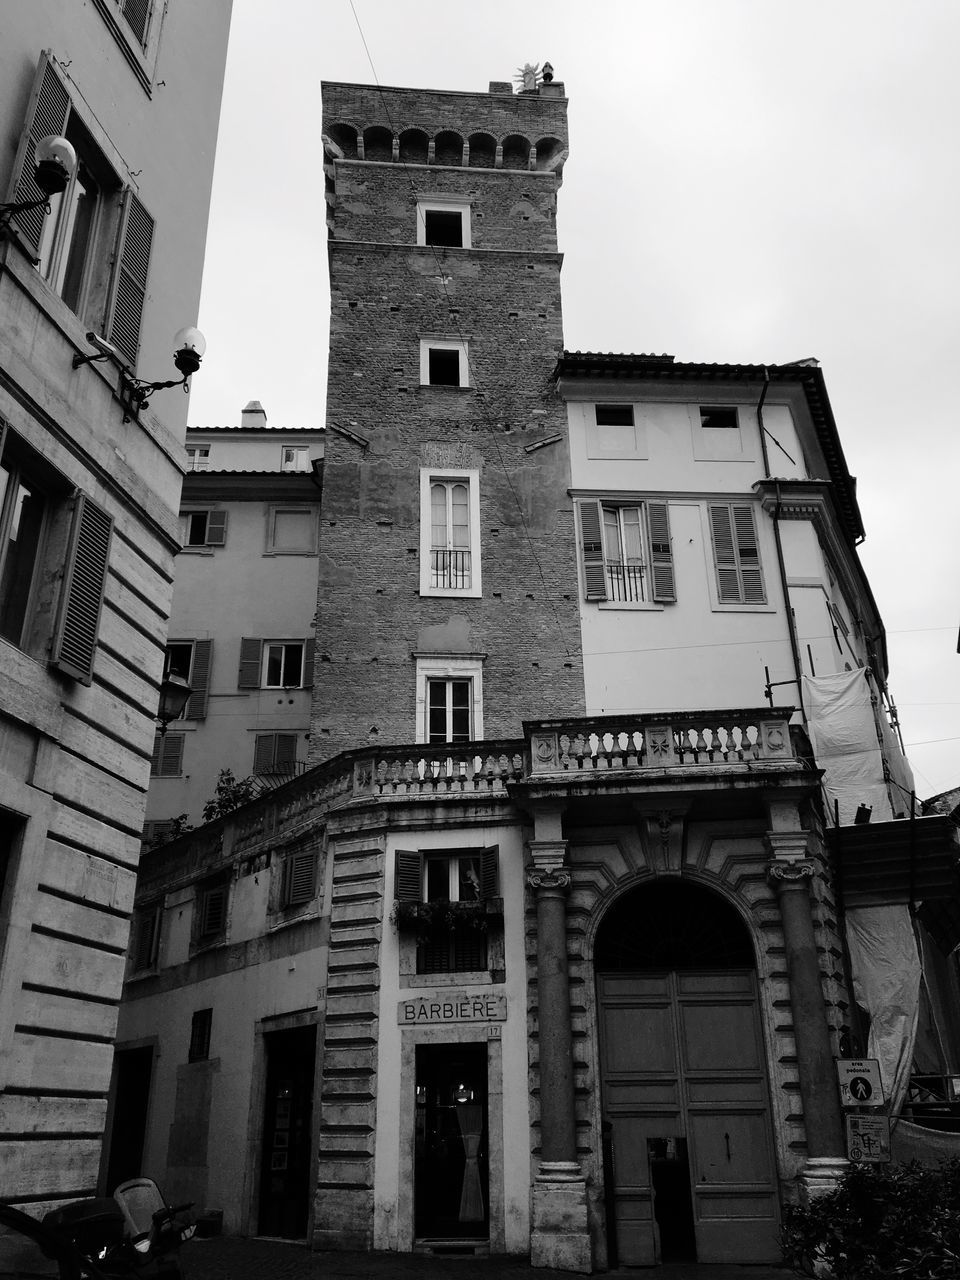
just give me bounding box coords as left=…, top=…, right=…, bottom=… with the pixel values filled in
left=781, top=1159, right=960, bottom=1279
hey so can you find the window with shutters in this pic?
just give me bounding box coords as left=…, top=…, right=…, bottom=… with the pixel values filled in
left=420, top=339, right=469, bottom=388
left=254, top=732, right=300, bottom=777
left=188, top=1008, right=212, bottom=1062
left=163, top=639, right=212, bottom=720
left=280, top=447, right=310, bottom=473
left=0, top=424, right=112, bottom=680
left=6, top=54, right=155, bottom=369
left=237, top=638, right=315, bottom=691
left=708, top=503, right=766, bottom=605
left=576, top=498, right=675, bottom=606
left=193, top=878, right=228, bottom=949
left=150, top=732, right=184, bottom=778
left=419, top=469, right=482, bottom=597
left=130, top=903, right=161, bottom=972
left=279, top=846, right=317, bottom=910
left=394, top=847, right=502, bottom=976
left=180, top=509, right=227, bottom=550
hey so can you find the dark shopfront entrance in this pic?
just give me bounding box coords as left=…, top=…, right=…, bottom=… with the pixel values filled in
left=415, top=1042, right=489, bottom=1243
left=258, top=1025, right=316, bottom=1238
left=596, top=881, right=780, bottom=1266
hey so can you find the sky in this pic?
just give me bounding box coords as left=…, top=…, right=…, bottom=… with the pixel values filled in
left=189, top=0, right=960, bottom=798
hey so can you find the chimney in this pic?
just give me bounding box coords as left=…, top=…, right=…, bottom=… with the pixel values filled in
left=241, top=400, right=267, bottom=429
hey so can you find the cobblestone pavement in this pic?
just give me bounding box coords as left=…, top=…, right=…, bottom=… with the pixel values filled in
left=182, top=1236, right=797, bottom=1280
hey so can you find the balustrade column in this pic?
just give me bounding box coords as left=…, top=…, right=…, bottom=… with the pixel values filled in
left=767, top=830, right=846, bottom=1197
left=527, top=824, right=591, bottom=1272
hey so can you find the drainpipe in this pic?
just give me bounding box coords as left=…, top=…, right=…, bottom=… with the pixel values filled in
left=757, top=369, right=805, bottom=723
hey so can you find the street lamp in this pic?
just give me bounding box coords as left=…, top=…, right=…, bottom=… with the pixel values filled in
left=0, top=134, right=77, bottom=229
left=157, top=672, right=192, bottom=737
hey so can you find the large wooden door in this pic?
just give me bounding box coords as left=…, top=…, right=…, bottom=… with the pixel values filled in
left=599, top=970, right=779, bottom=1265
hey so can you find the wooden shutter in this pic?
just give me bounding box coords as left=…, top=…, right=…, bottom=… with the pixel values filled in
left=151, top=731, right=184, bottom=777
left=6, top=53, right=71, bottom=256
left=238, top=637, right=262, bottom=688
left=645, top=502, right=676, bottom=602
left=480, top=845, right=499, bottom=899
left=52, top=493, right=113, bottom=683
left=200, top=885, right=226, bottom=936
left=253, top=733, right=275, bottom=775
left=134, top=907, right=159, bottom=969
left=395, top=849, right=423, bottom=902
left=282, top=849, right=316, bottom=907
left=106, top=190, right=154, bottom=370
left=205, top=510, right=228, bottom=546
left=709, top=504, right=742, bottom=602
left=184, top=639, right=212, bottom=719
left=578, top=500, right=607, bottom=601
left=275, top=733, right=298, bottom=774
left=733, top=504, right=766, bottom=603
left=302, top=639, right=315, bottom=688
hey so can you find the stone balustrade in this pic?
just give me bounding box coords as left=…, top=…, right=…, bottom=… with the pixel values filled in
left=528, top=709, right=797, bottom=776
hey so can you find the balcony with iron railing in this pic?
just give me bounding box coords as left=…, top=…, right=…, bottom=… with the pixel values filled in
left=430, top=548, right=471, bottom=591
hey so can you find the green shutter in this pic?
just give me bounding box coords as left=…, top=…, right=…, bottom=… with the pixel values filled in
left=709, top=504, right=742, bottom=602
left=6, top=53, right=71, bottom=256
left=275, top=733, right=298, bottom=774
left=51, top=493, right=113, bottom=683
left=200, top=884, right=226, bottom=935
left=238, top=637, right=262, bottom=688
left=106, top=190, right=154, bottom=370
left=646, top=502, right=676, bottom=602
left=283, top=849, right=316, bottom=906
left=395, top=849, right=423, bottom=902
left=253, top=733, right=274, bottom=774
left=480, top=845, right=499, bottom=899
left=205, top=510, right=228, bottom=546
left=578, top=500, right=607, bottom=601
left=733, top=504, right=766, bottom=603
left=185, top=639, right=212, bottom=719
left=151, top=732, right=184, bottom=777
left=302, top=639, right=315, bottom=688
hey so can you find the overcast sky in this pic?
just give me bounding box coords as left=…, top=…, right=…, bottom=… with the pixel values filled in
left=189, top=0, right=960, bottom=797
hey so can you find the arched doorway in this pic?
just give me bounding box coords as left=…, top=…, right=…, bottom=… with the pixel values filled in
left=595, top=880, right=779, bottom=1266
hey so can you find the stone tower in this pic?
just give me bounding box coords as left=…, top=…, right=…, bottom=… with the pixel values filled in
left=313, top=72, right=584, bottom=762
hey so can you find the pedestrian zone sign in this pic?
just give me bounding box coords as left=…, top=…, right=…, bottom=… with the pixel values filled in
left=836, top=1058, right=884, bottom=1107
left=845, top=1114, right=891, bottom=1163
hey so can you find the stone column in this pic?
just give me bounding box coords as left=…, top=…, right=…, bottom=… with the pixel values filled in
left=527, top=826, right=592, bottom=1272
left=767, top=831, right=847, bottom=1197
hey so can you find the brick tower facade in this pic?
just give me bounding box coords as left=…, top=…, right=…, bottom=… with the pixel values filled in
left=313, top=76, right=584, bottom=762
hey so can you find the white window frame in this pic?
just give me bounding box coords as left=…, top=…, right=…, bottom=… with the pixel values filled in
left=416, top=198, right=471, bottom=249
left=600, top=503, right=648, bottom=604
left=280, top=446, right=310, bottom=473
left=261, top=640, right=305, bottom=689
left=419, top=468, right=481, bottom=598
left=415, top=656, right=484, bottom=745
left=420, top=338, right=469, bottom=388
left=186, top=447, right=209, bottom=472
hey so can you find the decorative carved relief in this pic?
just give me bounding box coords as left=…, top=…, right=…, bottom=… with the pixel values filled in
left=526, top=867, right=571, bottom=891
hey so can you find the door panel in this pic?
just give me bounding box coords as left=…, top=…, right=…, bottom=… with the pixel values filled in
left=598, top=970, right=780, bottom=1266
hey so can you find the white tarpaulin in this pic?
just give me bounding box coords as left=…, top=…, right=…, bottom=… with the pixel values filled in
left=802, top=669, right=921, bottom=1116
left=801, top=669, right=893, bottom=825
left=845, top=904, right=921, bottom=1115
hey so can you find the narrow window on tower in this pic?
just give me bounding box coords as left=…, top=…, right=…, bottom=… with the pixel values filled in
left=419, top=469, right=481, bottom=597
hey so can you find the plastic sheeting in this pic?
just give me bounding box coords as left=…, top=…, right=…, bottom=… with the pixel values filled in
left=802, top=669, right=921, bottom=1117
left=845, top=904, right=921, bottom=1115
